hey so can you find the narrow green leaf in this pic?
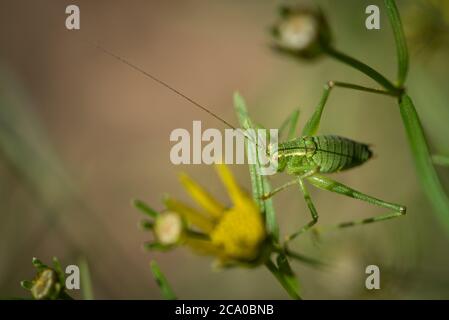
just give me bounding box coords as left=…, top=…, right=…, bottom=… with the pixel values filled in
left=265, top=259, right=301, bottom=300
left=324, top=46, right=398, bottom=93
left=52, top=257, right=66, bottom=284
left=139, top=219, right=155, bottom=230
left=150, top=260, right=177, bottom=300
left=384, top=0, right=409, bottom=86
left=79, top=258, right=94, bottom=300
left=59, top=291, right=75, bottom=300
left=432, top=155, right=449, bottom=167
left=276, top=254, right=300, bottom=294
left=133, top=199, right=159, bottom=218
left=20, top=280, right=33, bottom=290
left=233, top=92, right=279, bottom=240
left=143, top=242, right=173, bottom=251
left=261, top=178, right=279, bottom=239
left=399, top=95, right=449, bottom=234
left=31, top=257, right=48, bottom=271
left=285, top=249, right=327, bottom=269
left=234, top=92, right=263, bottom=207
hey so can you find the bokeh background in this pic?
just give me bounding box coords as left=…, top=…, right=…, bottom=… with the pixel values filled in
left=1, top=0, right=449, bottom=299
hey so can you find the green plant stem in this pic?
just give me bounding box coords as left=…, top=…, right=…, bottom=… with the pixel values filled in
left=384, top=0, right=449, bottom=235
left=59, top=291, right=74, bottom=300
left=272, top=243, right=326, bottom=268
left=284, top=249, right=327, bottom=268
left=150, top=260, right=177, bottom=300
left=323, top=45, right=400, bottom=94
left=331, top=81, right=397, bottom=97
left=399, top=95, right=449, bottom=234
left=384, top=0, right=409, bottom=86
left=79, top=258, right=94, bottom=300
left=265, top=260, right=301, bottom=300
left=432, top=155, right=449, bottom=167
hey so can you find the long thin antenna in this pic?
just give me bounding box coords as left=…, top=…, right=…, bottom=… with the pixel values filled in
left=89, top=41, right=237, bottom=130
left=87, top=40, right=272, bottom=158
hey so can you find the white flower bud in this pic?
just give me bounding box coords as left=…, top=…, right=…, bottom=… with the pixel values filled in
left=277, top=14, right=319, bottom=51
left=272, top=7, right=331, bottom=59
left=155, top=212, right=183, bottom=245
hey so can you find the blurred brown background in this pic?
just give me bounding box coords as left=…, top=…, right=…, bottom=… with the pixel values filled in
left=1, top=0, right=449, bottom=299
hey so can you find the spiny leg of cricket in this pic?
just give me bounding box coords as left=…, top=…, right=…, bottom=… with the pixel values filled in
left=93, top=45, right=406, bottom=245
left=262, top=81, right=406, bottom=244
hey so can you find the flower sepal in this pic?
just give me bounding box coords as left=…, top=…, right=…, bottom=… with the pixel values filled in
left=21, top=257, right=73, bottom=300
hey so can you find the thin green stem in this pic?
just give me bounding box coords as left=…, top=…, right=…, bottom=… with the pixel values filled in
left=432, top=154, right=449, bottom=167
left=399, top=95, right=449, bottom=234
left=133, top=199, right=159, bottom=218
left=265, top=260, right=301, bottom=300
left=323, top=45, right=399, bottom=94
left=272, top=243, right=326, bottom=268
left=384, top=0, right=409, bottom=86
left=331, top=81, right=398, bottom=97
left=59, top=291, right=74, bottom=300
left=79, top=258, right=94, bottom=300
left=284, top=249, right=327, bottom=268
left=150, top=260, right=177, bottom=300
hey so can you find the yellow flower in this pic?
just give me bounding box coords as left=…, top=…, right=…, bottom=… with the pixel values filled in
left=142, top=164, right=269, bottom=266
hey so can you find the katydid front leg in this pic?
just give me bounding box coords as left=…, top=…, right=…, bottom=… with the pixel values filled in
left=261, top=167, right=319, bottom=200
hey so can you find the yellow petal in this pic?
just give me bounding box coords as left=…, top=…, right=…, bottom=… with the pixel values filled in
left=214, top=164, right=245, bottom=205
left=183, top=237, right=223, bottom=257
left=179, top=172, right=225, bottom=219
left=164, top=197, right=214, bottom=234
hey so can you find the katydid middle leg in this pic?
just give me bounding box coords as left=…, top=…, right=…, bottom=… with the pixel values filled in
left=262, top=176, right=320, bottom=244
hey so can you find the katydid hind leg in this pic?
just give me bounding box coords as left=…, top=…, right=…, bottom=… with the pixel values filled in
left=306, top=174, right=406, bottom=230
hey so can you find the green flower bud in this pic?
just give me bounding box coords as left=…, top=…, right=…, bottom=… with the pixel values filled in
left=31, top=268, right=62, bottom=300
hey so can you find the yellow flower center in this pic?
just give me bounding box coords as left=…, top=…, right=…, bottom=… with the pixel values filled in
left=210, top=197, right=265, bottom=261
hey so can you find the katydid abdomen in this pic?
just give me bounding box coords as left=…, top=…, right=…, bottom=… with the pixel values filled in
left=277, top=135, right=373, bottom=174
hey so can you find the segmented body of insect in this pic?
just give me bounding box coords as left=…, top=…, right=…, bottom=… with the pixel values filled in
left=276, top=135, right=372, bottom=175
